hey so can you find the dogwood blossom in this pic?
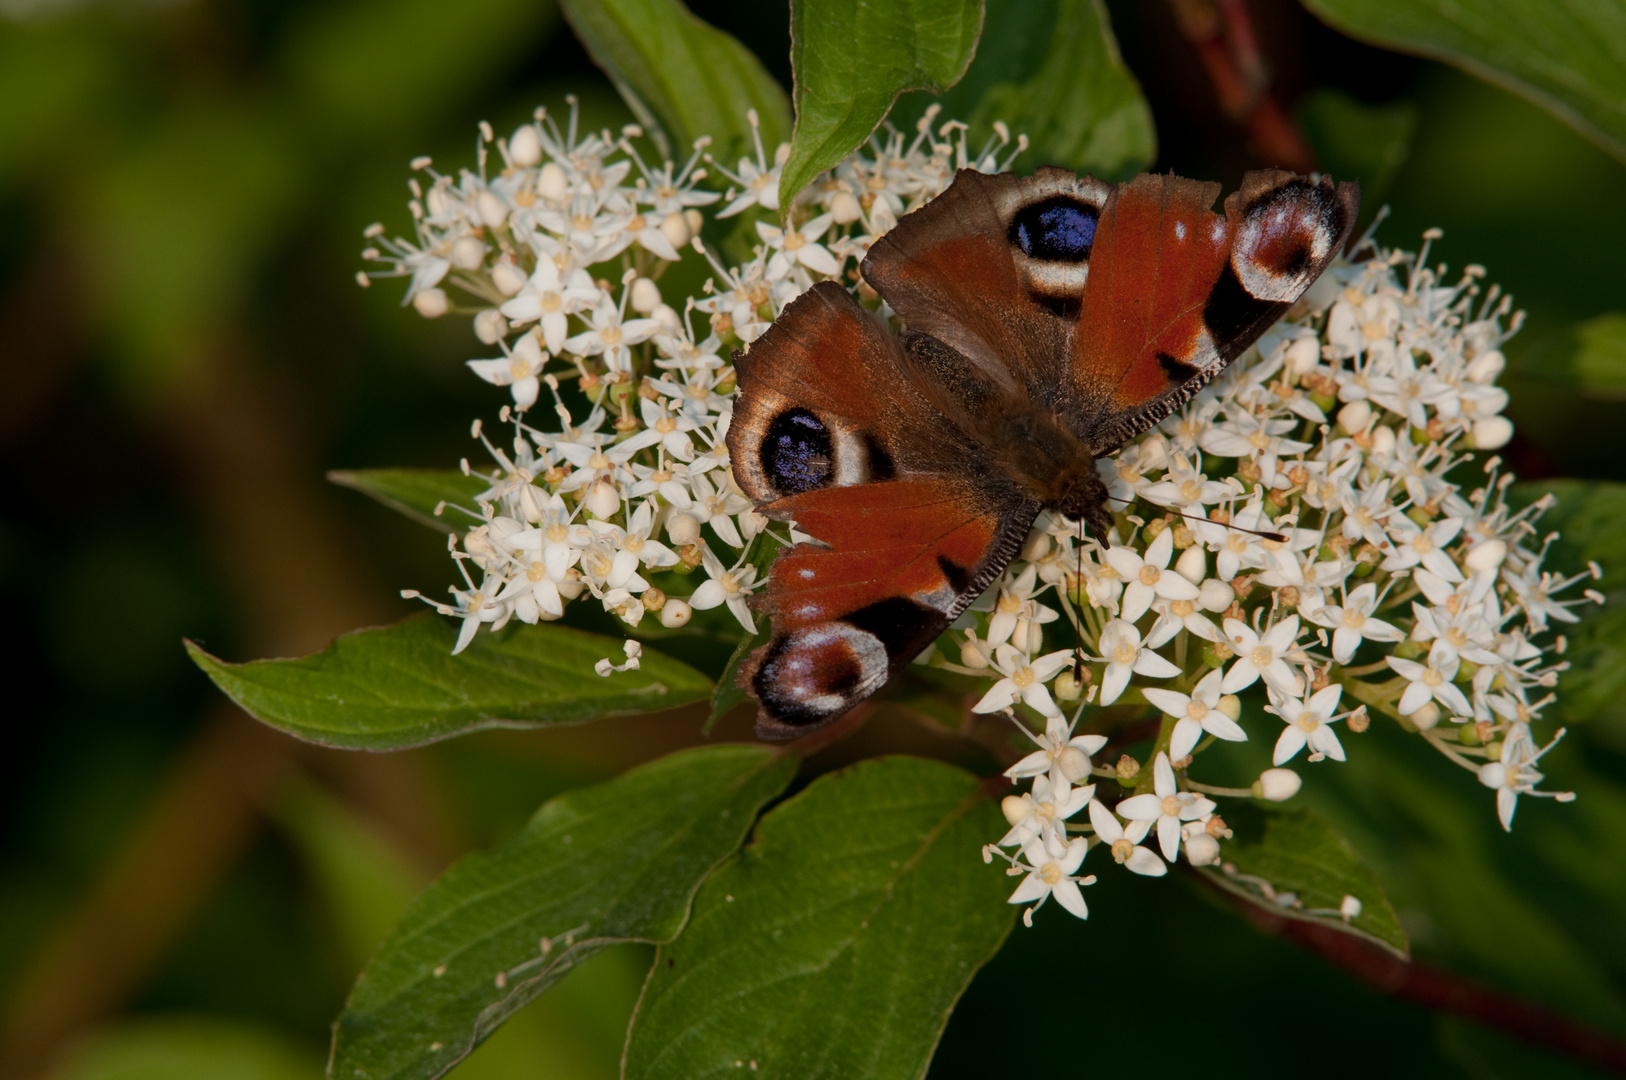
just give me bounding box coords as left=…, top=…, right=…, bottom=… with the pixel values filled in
left=369, top=101, right=1599, bottom=931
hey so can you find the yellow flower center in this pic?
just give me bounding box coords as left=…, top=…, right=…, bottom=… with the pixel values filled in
left=1251, top=645, right=1274, bottom=668
left=1139, top=565, right=1160, bottom=586
left=1186, top=698, right=1208, bottom=721
left=1296, top=712, right=1320, bottom=732
left=784, top=231, right=805, bottom=251
left=1039, top=860, right=1063, bottom=885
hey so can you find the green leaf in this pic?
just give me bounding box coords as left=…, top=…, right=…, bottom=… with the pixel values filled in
left=1296, top=87, right=1417, bottom=209
left=558, top=0, right=791, bottom=166
left=623, top=756, right=1013, bottom=1080
left=328, top=468, right=493, bottom=532
left=186, top=612, right=713, bottom=750
left=899, top=0, right=1154, bottom=181
left=779, top=0, right=985, bottom=208
left=704, top=624, right=767, bottom=735
left=1202, top=803, right=1409, bottom=957
left=1518, top=312, right=1626, bottom=399
left=332, top=746, right=798, bottom=1080
left=1300, top=0, right=1626, bottom=165
left=1510, top=479, right=1626, bottom=724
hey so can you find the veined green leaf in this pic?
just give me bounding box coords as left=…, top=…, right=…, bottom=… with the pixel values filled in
left=558, top=0, right=791, bottom=166
left=900, top=0, right=1154, bottom=181
left=623, top=755, right=1013, bottom=1080
left=332, top=746, right=797, bottom=1080
left=187, top=613, right=712, bottom=750
left=329, top=468, right=493, bottom=532
left=779, top=0, right=984, bottom=209
left=1203, top=803, right=1408, bottom=956
left=1300, top=0, right=1626, bottom=165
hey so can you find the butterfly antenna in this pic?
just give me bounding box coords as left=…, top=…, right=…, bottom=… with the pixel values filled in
left=1107, top=495, right=1286, bottom=544
left=1072, top=516, right=1086, bottom=682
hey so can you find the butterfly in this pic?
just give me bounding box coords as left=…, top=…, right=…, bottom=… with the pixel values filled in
left=725, top=167, right=1359, bottom=739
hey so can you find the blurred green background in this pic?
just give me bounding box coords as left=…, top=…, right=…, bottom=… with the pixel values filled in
left=2, top=0, right=1624, bottom=1077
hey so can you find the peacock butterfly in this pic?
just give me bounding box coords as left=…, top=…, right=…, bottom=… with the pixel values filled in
left=726, top=167, right=1358, bottom=739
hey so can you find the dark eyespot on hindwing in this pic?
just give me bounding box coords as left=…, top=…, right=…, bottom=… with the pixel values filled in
left=1009, top=197, right=1100, bottom=263
left=761, top=407, right=833, bottom=496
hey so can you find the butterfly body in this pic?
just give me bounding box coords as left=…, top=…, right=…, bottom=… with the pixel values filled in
left=727, top=166, right=1358, bottom=739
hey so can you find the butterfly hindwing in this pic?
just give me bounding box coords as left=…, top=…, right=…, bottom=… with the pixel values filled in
left=727, top=282, right=1035, bottom=738
left=742, top=479, right=1033, bottom=739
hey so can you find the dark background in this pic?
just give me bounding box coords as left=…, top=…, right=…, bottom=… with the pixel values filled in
left=2, top=0, right=1624, bottom=1076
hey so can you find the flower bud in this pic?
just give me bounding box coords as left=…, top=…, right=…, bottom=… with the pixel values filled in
left=1465, top=538, right=1508, bottom=572
left=1464, top=349, right=1505, bottom=383
left=1001, top=795, right=1031, bottom=826
left=509, top=123, right=543, bottom=167
left=1016, top=619, right=1044, bottom=656
left=666, top=512, right=702, bottom=546
left=652, top=302, right=683, bottom=335
left=658, top=598, right=692, bottom=628
left=684, top=208, right=705, bottom=239
left=830, top=190, right=862, bottom=224
left=1052, top=669, right=1082, bottom=703
left=960, top=637, right=990, bottom=670
left=1340, top=894, right=1364, bottom=920
left=1217, top=694, right=1241, bottom=721
left=659, top=212, right=691, bottom=250
left=1337, top=399, right=1371, bottom=435
left=1409, top=700, right=1441, bottom=731
left=1021, top=531, right=1051, bottom=561
left=474, top=190, right=508, bottom=229
left=1472, top=416, right=1514, bottom=451
left=584, top=478, right=620, bottom=519
left=1115, top=755, right=1140, bottom=782
left=1055, top=746, right=1091, bottom=783
left=630, top=277, right=662, bottom=314
left=1175, top=544, right=1206, bottom=584
left=1198, top=578, right=1234, bottom=612
left=1184, top=833, right=1221, bottom=865
left=492, top=259, right=527, bottom=296
left=413, top=288, right=449, bottom=318
left=450, top=234, right=488, bottom=270
left=1370, top=424, right=1397, bottom=457
left=538, top=162, right=570, bottom=202
left=1254, top=768, right=1301, bottom=801
left=474, top=309, right=509, bottom=344
left=1284, top=336, right=1319, bottom=375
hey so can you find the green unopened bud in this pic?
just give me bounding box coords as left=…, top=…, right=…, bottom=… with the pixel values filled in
left=1456, top=659, right=1479, bottom=684
left=1393, top=639, right=1425, bottom=660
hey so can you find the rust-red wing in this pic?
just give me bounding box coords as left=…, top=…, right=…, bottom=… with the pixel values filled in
left=742, top=478, right=1034, bottom=740
left=1073, top=171, right=1359, bottom=452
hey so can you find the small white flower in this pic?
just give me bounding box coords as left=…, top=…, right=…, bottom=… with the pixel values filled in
left=689, top=547, right=759, bottom=632
left=1005, top=716, right=1109, bottom=788
left=1387, top=640, right=1472, bottom=719
left=1267, top=684, right=1348, bottom=764
left=1104, top=527, right=1201, bottom=623
left=1094, top=619, right=1181, bottom=705
left=1115, top=753, right=1216, bottom=862
left=973, top=645, right=1076, bottom=718
left=1143, top=669, right=1247, bottom=761
left=1086, top=798, right=1166, bottom=877
left=1007, top=835, right=1093, bottom=924
left=1220, top=615, right=1305, bottom=697
left=1305, top=582, right=1405, bottom=663
left=1477, top=726, right=1575, bottom=831
left=998, top=774, right=1092, bottom=848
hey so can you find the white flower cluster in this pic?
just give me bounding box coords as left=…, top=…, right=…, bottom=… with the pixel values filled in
left=365, top=104, right=1600, bottom=930
left=979, top=231, right=1602, bottom=925
left=363, top=103, right=1019, bottom=651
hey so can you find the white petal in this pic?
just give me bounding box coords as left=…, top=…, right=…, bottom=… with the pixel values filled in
left=1132, top=650, right=1181, bottom=679
left=1273, top=725, right=1307, bottom=765
left=1051, top=878, right=1089, bottom=919
left=1142, top=688, right=1191, bottom=718
left=1157, top=815, right=1181, bottom=861
left=1169, top=717, right=1203, bottom=761
left=1115, top=794, right=1162, bottom=822
left=1099, top=662, right=1132, bottom=705
left=1125, top=846, right=1168, bottom=877
left=1087, top=799, right=1124, bottom=842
